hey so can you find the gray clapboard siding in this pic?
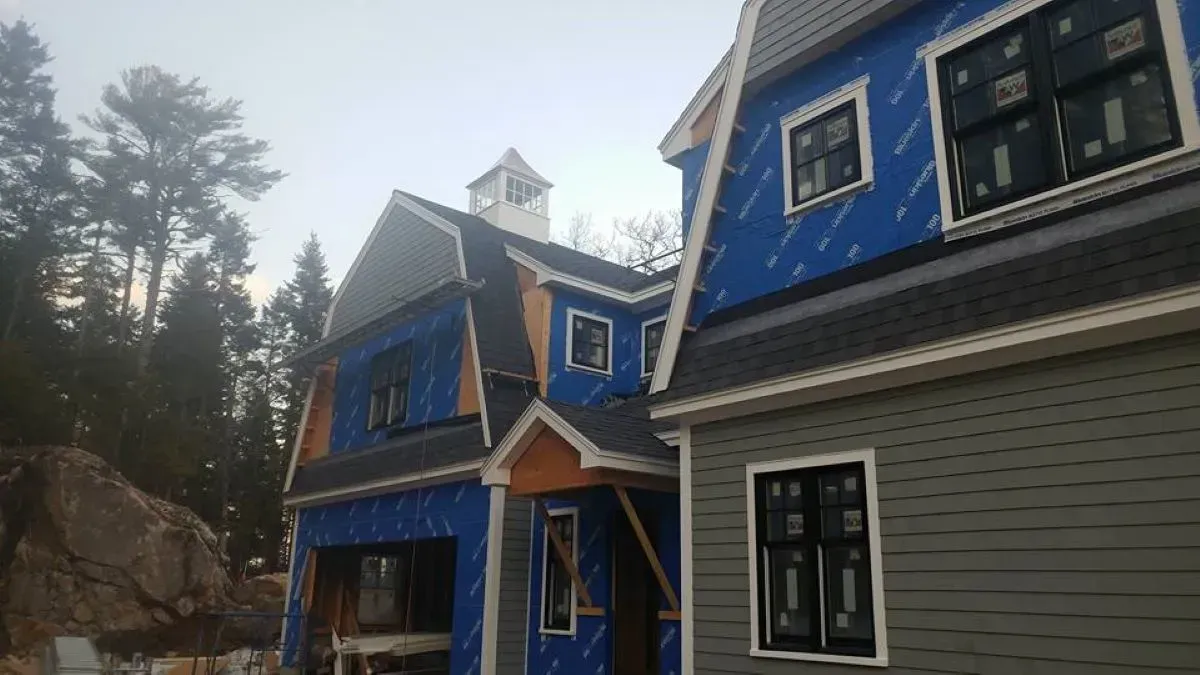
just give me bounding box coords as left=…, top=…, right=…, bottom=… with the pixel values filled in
left=690, top=332, right=1200, bottom=673
left=496, top=495, right=532, bottom=675
left=327, top=204, right=461, bottom=336
left=745, top=0, right=919, bottom=87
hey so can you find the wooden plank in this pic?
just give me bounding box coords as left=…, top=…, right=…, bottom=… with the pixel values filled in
left=576, top=606, right=606, bottom=617
left=301, top=549, right=318, bottom=612
left=613, top=486, right=681, bottom=613
left=658, top=610, right=682, bottom=621
left=533, top=498, right=595, bottom=607
left=457, top=330, right=480, bottom=415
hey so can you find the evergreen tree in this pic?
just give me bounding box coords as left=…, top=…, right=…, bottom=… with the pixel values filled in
left=81, top=66, right=284, bottom=375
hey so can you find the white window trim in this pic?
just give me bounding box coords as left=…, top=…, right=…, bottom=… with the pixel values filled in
left=780, top=75, right=874, bottom=218
left=921, top=0, right=1200, bottom=242
left=539, top=506, right=580, bottom=636
left=640, top=315, right=667, bottom=378
left=744, top=448, right=888, bottom=668
left=565, top=308, right=614, bottom=376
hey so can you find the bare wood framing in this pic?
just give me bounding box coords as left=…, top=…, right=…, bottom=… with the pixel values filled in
left=533, top=498, right=596, bottom=608
left=613, top=486, right=681, bottom=613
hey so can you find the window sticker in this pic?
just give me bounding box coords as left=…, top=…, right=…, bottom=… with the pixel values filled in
left=849, top=549, right=861, bottom=561
left=770, top=481, right=782, bottom=497
left=1058, top=17, right=1073, bottom=36
left=844, top=475, right=858, bottom=493
left=1104, top=98, right=1127, bottom=144
left=1003, top=39, right=1022, bottom=60
left=779, top=612, right=789, bottom=627
left=786, top=568, right=800, bottom=610
left=842, top=568, right=857, bottom=612
left=975, top=182, right=991, bottom=197
left=843, top=509, right=864, bottom=534
left=995, top=70, right=1029, bottom=107
left=836, top=612, right=850, bottom=629
left=798, top=181, right=814, bottom=199
left=1084, top=139, right=1103, bottom=158
left=826, top=116, right=852, bottom=147
left=788, top=481, right=802, bottom=497
left=1130, top=70, right=1148, bottom=86
left=956, top=69, right=969, bottom=86
left=800, top=132, right=813, bottom=148
left=994, top=144, right=1013, bottom=188
left=1104, top=18, right=1145, bottom=61
left=1015, top=118, right=1031, bottom=132
left=786, top=513, right=805, bottom=536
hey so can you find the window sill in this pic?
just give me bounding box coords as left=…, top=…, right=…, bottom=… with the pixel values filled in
left=538, top=627, right=575, bottom=637
left=943, top=145, right=1200, bottom=241
left=749, top=648, right=887, bottom=668
left=782, top=178, right=873, bottom=219
left=566, top=363, right=613, bottom=377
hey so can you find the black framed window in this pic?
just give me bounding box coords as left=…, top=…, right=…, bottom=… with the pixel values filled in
left=642, top=319, right=665, bottom=376
left=755, top=462, right=875, bottom=656
left=568, top=311, right=611, bottom=373
left=786, top=102, right=862, bottom=209
left=367, top=342, right=412, bottom=430
left=938, top=0, right=1181, bottom=218
left=541, top=512, right=577, bottom=632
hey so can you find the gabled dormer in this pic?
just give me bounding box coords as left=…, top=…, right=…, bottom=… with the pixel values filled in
left=468, top=147, right=554, bottom=243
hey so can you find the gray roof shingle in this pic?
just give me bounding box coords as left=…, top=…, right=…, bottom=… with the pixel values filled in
left=542, top=398, right=676, bottom=462
left=658, top=182, right=1200, bottom=403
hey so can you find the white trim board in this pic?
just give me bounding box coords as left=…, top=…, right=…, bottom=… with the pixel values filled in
left=651, top=283, right=1200, bottom=425
left=678, top=426, right=694, bottom=675
left=920, top=0, right=1200, bottom=241
left=481, top=399, right=679, bottom=487
left=283, top=460, right=484, bottom=508
left=779, top=75, right=874, bottom=218
left=640, top=314, right=668, bottom=379
left=745, top=448, right=888, bottom=667
left=538, top=506, right=580, bottom=636
left=465, top=298, right=492, bottom=447
left=505, top=245, right=674, bottom=308
left=650, top=0, right=769, bottom=395
left=566, top=308, right=615, bottom=376
left=480, top=485, right=507, bottom=675
left=660, top=47, right=734, bottom=161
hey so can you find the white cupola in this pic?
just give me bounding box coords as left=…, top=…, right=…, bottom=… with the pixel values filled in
left=466, top=147, right=552, bottom=243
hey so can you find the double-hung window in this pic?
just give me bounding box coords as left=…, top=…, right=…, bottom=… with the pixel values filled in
left=641, top=317, right=666, bottom=377
left=780, top=76, right=874, bottom=216
left=540, top=509, right=578, bottom=634
left=567, top=308, right=612, bottom=374
left=367, top=343, right=412, bottom=430
left=931, top=0, right=1191, bottom=232
left=748, top=450, right=886, bottom=666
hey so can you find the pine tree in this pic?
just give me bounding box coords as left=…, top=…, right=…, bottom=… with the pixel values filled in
left=81, top=66, right=284, bottom=375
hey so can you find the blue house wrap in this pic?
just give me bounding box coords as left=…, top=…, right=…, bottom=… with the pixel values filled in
left=545, top=289, right=668, bottom=404
left=682, top=0, right=1200, bottom=326
left=330, top=298, right=467, bottom=453
left=526, top=490, right=681, bottom=675
left=284, top=479, right=492, bottom=673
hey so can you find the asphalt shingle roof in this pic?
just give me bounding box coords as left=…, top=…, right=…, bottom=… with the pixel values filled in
left=542, top=398, right=676, bottom=462
left=659, top=181, right=1200, bottom=403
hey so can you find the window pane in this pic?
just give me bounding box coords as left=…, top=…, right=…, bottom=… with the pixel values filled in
left=794, top=157, right=828, bottom=203
left=959, top=112, right=1048, bottom=210
left=823, top=545, right=873, bottom=642
left=765, top=479, right=784, bottom=510
left=388, top=385, right=406, bottom=425
left=767, top=548, right=812, bottom=640
left=1048, top=0, right=1096, bottom=48
left=949, top=29, right=1029, bottom=95
left=823, top=506, right=866, bottom=540
left=791, top=121, right=827, bottom=164
left=369, top=391, right=388, bottom=429
left=825, top=144, right=861, bottom=191
left=767, top=512, right=805, bottom=541
left=953, top=66, right=1032, bottom=131
left=1061, top=64, right=1172, bottom=176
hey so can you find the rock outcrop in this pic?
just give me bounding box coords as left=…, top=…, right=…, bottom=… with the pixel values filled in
left=0, top=446, right=235, bottom=656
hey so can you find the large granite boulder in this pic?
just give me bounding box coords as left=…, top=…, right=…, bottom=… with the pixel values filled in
left=0, top=446, right=235, bottom=655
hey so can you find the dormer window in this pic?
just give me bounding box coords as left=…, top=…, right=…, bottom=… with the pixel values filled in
left=506, top=175, right=545, bottom=214
left=368, top=343, right=412, bottom=430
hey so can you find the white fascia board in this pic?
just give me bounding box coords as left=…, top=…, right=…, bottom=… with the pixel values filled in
left=659, top=47, right=733, bottom=161
left=505, top=245, right=674, bottom=307
left=650, top=283, right=1200, bottom=424
left=651, top=0, right=768, bottom=395
left=481, top=399, right=678, bottom=485
left=283, top=460, right=484, bottom=508
left=283, top=377, right=319, bottom=493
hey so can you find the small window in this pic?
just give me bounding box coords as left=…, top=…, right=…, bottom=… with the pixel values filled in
left=566, top=309, right=612, bottom=374
left=641, top=317, right=666, bottom=377
left=506, top=175, right=545, bottom=213
left=933, top=0, right=1184, bottom=222
left=472, top=177, right=496, bottom=214
left=541, top=510, right=578, bottom=634
left=368, top=343, right=412, bottom=430
left=748, top=450, right=886, bottom=666
left=779, top=76, right=873, bottom=216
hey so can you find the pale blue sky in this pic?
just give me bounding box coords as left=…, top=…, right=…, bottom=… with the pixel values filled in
left=8, top=0, right=739, bottom=300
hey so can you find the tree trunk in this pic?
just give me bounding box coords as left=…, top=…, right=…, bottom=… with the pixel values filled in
left=116, top=245, right=137, bottom=355
left=136, top=242, right=167, bottom=375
